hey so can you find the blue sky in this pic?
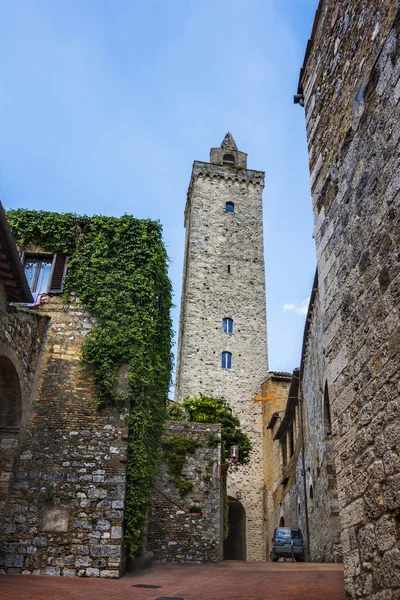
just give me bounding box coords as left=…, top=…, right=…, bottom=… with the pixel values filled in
left=1, top=0, right=318, bottom=386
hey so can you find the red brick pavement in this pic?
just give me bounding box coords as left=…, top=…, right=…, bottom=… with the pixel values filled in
left=0, top=561, right=346, bottom=600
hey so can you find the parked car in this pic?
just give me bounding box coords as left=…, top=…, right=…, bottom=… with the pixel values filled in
left=270, top=527, right=305, bottom=562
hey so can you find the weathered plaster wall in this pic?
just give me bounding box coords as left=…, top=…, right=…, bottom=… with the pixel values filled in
left=302, top=2, right=400, bottom=595
left=0, top=293, right=128, bottom=578
left=175, top=143, right=269, bottom=561
left=146, top=421, right=221, bottom=563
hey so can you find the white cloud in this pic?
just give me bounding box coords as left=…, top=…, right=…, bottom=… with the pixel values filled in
left=283, top=297, right=310, bottom=315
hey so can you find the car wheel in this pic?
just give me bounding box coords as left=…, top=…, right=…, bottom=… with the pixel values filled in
left=270, top=553, right=279, bottom=562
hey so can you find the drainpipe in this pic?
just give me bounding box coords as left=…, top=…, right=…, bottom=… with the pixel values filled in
left=297, top=378, right=311, bottom=559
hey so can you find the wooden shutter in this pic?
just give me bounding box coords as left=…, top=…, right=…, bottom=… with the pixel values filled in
left=47, top=254, right=68, bottom=293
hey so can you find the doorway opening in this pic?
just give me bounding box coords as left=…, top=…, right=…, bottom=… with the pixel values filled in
left=279, top=516, right=285, bottom=527
left=223, top=497, right=246, bottom=560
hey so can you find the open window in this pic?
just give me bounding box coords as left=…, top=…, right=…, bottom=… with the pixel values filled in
left=223, top=154, right=235, bottom=166
left=23, top=253, right=68, bottom=294
left=225, top=202, right=235, bottom=213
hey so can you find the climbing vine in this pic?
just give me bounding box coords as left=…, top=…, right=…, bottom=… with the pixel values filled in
left=166, top=395, right=252, bottom=539
left=7, top=209, right=173, bottom=557
left=167, top=394, right=252, bottom=465
left=161, top=434, right=201, bottom=497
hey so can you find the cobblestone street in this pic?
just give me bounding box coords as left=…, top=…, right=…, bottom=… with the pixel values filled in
left=0, top=561, right=346, bottom=600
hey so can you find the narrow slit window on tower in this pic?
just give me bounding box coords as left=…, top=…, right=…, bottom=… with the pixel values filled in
left=225, top=201, right=234, bottom=213
left=221, top=351, right=232, bottom=369
left=223, top=153, right=235, bottom=166
left=227, top=264, right=231, bottom=274
left=222, top=318, right=234, bottom=334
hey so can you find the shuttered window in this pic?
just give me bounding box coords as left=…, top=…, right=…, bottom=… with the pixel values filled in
left=48, top=253, right=68, bottom=293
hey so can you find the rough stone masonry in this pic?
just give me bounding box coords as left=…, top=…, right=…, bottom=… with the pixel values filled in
left=175, top=134, right=269, bottom=561
left=299, top=1, right=400, bottom=597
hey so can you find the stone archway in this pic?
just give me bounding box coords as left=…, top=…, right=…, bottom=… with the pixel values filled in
left=0, top=356, right=22, bottom=501
left=223, top=497, right=246, bottom=560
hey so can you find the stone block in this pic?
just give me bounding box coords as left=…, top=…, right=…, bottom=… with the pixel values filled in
left=100, top=570, right=119, bottom=578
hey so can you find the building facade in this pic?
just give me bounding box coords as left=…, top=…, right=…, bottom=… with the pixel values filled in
left=0, top=208, right=172, bottom=578
left=298, top=1, right=400, bottom=595
left=175, top=134, right=269, bottom=561
left=263, top=275, right=341, bottom=564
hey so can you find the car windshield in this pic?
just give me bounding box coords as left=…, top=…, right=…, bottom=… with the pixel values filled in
left=275, top=527, right=302, bottom=539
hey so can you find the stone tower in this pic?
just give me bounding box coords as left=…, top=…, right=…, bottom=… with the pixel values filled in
left=175, top=133, right=268, bottom=561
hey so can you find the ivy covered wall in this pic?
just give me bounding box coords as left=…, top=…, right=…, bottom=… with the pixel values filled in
left=7, top=209, right=173, bottom=560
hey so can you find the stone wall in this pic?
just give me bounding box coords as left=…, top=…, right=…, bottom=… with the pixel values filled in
left=0, top=282, right=47, bottom=510
left=300, top=2, right=400, bottom=595
left=0, top=293, right=128, bottom=578
left=263, top=290, right=341, bottom=563
left=175, top=136, right=269, bottom=561
left=298, top=289, right=342, bottom=563
left=146, top=421, right=221, bottom=563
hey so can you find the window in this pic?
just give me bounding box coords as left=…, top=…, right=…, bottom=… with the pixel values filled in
left=221, top=351, right=232, bottom=369
left=225, top=202, right=234, bottom=213
left=324, top=383, right=332, bottom=438
left=24, top=257, right=53, bottom=293
left=222, top=318, right=234, bottom=334
left=223, top=154, right=235, bottom=166
left=23, top=253, right=68, bottom=294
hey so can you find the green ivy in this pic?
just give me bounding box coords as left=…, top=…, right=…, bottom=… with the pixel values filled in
left=7, top=209, right=173, bottom=557
left=167, top=394, right=252, bottom=465
left=166, top=395, right=252, bottom=540
left=161, top=434, right=201, bottom=497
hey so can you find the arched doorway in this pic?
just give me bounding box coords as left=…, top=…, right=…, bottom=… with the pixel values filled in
left=0, top=356, right=22, bottom=501
left=0, top=356, right=22, bottom=430
left=279, top=516, right=285, bottom=527
left=223, top=497, right=246, bottom=560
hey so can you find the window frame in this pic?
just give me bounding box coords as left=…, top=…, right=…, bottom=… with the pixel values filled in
left=23, top=255, right=54, bottom=293
left=222, top=317, right=234, bottom=334
left=225, top=201, right=235, bottom=213
left=221, top=351, right=232, bottom=369
left=23, top=252, right=68, bottom=295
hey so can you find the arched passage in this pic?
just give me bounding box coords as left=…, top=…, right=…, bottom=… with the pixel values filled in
left=279, top=516, right=285, bottom=527
left=224, top=497, right=246, bottom=560
left=0, top=356, right=22, bottom=501
left=0, top=356, right=22, bottom=430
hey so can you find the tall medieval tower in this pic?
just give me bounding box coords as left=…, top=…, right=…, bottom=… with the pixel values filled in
left=175, top=134, right=268, bottom=561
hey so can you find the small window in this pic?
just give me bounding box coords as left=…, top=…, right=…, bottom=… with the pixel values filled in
left=222, top=318, right=233, bottom=334
left=223, top=154, right=235, bottom=166
left=309, top=485, right=314, bottom=500
left=225, top=202, right=234, bottom=213
left=24, top=253, right=68, bottom=294
left=324, top=383, right=332, bottom=438
left=24, top=257, right=53, bottom=293
left=221, top=351, right=232, bottom=369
